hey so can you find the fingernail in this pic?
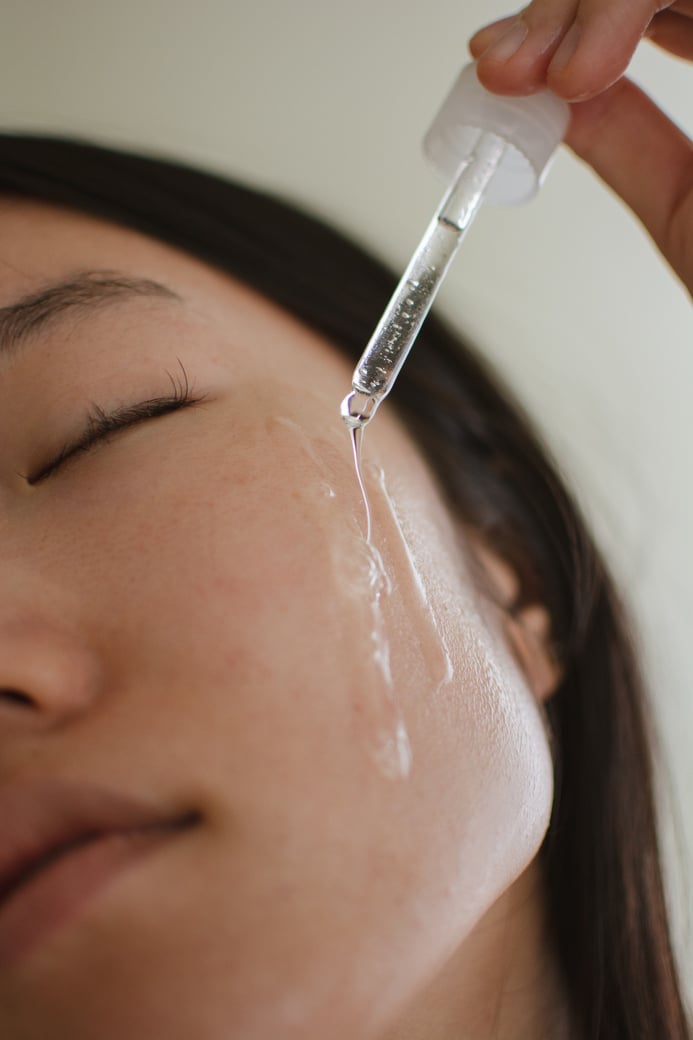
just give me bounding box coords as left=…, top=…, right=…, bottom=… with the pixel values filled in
left=549, top=22, right=581, bottom=73
left=481, top=20, right=529, bottom=63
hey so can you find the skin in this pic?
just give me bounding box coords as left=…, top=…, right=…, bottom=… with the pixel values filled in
left=468, top=0, right=693, bottom=296
left=0, top=197, right=564, bottom=1039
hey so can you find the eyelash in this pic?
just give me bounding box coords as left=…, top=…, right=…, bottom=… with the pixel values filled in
left=28, top=363, right=207, bottom=485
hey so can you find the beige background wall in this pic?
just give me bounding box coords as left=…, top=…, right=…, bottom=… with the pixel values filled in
left=2, top=0, right=691, bottom=997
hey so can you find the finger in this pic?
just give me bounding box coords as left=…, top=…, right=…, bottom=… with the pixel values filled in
left=470, top=0, right=581, bottom=96
left=646, top=8, right=693, bottom=59
left=469, top=14, right=521, bottom=56
left=546, top=0, right=676, bottom=100
left=469, top=0, right=676, bottom=101
left=566, top=77, right=693, bottom=292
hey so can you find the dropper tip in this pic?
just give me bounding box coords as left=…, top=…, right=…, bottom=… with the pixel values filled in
left=340, top=389, right=381, bottom=430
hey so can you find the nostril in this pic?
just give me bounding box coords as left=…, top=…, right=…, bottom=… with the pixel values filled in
left=0, top=688, right=34, bottom=707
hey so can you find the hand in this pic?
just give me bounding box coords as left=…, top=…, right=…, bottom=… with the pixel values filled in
left=468, top=1, right=693, bottom=297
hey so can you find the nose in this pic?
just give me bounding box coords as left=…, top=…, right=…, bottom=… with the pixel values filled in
left=0, top=609, right=102, bottom=728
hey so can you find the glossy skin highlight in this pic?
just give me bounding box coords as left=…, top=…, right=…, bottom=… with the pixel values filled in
left=0, top=198, right=558, bottom=1039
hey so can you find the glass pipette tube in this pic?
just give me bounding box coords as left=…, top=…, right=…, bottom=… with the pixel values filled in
left=341, top=130, right=506, bottom=429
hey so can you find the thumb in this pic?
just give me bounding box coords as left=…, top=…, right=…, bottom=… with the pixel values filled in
left=566, top=77, right=693, bottom=295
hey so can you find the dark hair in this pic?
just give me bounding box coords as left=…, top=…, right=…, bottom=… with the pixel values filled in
left=0, top=133, right=689, bottom=1038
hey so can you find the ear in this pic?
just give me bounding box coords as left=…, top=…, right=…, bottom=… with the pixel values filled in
left=467, top=536, right=563, bottom=702
left=504, top=604, right=562, bottom=703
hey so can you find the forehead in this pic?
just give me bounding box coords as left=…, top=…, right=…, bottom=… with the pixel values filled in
left=0, top=195, right=359, bottom=407
left=0, top=196, right=233, bottom=304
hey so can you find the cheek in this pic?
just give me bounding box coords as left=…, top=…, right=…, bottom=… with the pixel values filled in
left=44, top=399, right=553, bottom=884
left=39, top=407, right=401, bottom=799
left=26, top=404, right=554, bottom=1036
left=358, top=458, right=556, bottom=905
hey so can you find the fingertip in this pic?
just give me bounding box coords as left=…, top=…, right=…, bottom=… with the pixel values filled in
left=470, top=15, right=571, bottom=98
left=468, top=35, right=485, bottom=60
left=544, top=21, right=596, bottom=99
left=468, top=15, right=519, bottom=56
left=474, top=35, right=552, bottom=98
left=472, top=63, right=536, bottom=98
left=547, top=14, right=647, bottom=102
left=546, top=56, right=625, bottom=103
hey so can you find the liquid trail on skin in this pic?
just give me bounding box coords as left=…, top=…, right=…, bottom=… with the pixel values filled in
left=349, top=426, right=372, bottom=544
left=348, top=423, right=412, bottom=780
left=272, top=410, right=412, bottom=779
left=373, top=465, right=454, bottom=694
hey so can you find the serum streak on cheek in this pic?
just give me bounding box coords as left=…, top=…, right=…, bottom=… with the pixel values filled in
left=269, top=414, right=413, bottom=781
left=370, top=462, right=455, bottom=697
left=350, top=531, right=412, bottom=781
left=273, top=413, right=456, bottom=783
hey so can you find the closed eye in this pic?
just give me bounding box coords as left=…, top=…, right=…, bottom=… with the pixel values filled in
left=26, top=363, right=207, bottom=485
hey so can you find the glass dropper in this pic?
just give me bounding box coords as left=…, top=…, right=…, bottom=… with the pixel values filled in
left=341, top=62, right=569, bottom=431
left=341, top=129, right=505, bottom=429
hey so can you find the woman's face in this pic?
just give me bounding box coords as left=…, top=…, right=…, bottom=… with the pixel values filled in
left=0, top=198, right=554, bottom=1039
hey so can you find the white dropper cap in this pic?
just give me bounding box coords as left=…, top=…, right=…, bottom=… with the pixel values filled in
left=423, top=62, right=569, bottom=205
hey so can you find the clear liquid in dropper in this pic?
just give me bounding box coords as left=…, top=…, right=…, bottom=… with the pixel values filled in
left=350, top=132, right=506, bottom=403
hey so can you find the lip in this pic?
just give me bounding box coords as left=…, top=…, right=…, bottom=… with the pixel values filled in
left=0, top=776, right=197, bottom=968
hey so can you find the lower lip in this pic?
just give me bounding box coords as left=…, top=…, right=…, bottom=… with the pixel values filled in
left=0, top=824, right=185, bottom=969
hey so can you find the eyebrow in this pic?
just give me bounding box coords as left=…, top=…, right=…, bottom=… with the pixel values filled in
left=0, top=270, right=182, bottom=359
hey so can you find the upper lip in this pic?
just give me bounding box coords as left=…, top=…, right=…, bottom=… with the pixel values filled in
left=0, top=776, right=195, bottom=908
